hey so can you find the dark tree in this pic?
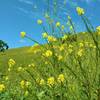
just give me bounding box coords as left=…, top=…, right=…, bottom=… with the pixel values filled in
left=0, top=40, right=9, bottom=52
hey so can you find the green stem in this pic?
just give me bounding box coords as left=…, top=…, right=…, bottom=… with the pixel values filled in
left=25, top=35, right=41, bottom=45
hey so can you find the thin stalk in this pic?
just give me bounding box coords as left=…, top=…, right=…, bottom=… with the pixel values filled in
left=25, top=35, right=41, bottom=45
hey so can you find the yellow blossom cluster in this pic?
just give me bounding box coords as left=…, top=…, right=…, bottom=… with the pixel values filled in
left=0, top=84, right=5, bottom=92
left=62, top=35, right=68, bottom=41
left=76, top=7, right=85, bottom=16
left=28, top=63, right=35, bottom=68
left=79, top=42, right=84, bottom=48
left=57, top=74, right=65, bottom=83
left=43, top=50, right=53, bottom=57
left=59, top=45, right=65, bottom=51
left=20, top=32, right=26, bottom=38
left=96, top=26, right=100, bottom=35
left=17, top=67, right=24, bottom=72
left=56, top=22, right=60, bottom=27
left=42, top=32, right=48, bottom=38
left=77, top=49, right=84, bottom=57
left=57, top=55, right=63, bottom=61
left=47, top=77, right=55, bottom=87
left=39, top=79, right=45, bottom=85
left=20, top=80, right=31, bottom=89
left=47, top=36, right=57, bottom=42
left=37, top=19, right=43, bottom=25
left=47, top=74, right=65, bottom=87
left=8, top=59, right=16, bottom=71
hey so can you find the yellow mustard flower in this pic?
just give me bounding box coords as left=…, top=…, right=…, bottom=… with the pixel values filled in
left=58, top=55, right=63, bottom=61
left=59, top=45, right=65, bottom=51
left=26, top=81, right=31, bottom=88
left=56, top=22, right=60, bottom=27
left=96, top=26, right=100, bottom=35
left=17, top=67, right=23, bottom=72
left=47, top=77, right=55, bottom=87
left=39, top=79, right=45, bottom=85
left=44, top=50, right=53, bottom=57
left=77, top=49, right=84, bottom=57
left=61, top=25, right=65, bottom=30
left=20, top=32, right=26, bottom=38
left=79, top=42, right=84, bottom=47
left=47, top=36, right=57, bottom=42
left=28, top=63, right=35, bottom=68
left=8, top=59, right=16, bottom=68
left=96, top=26, right=100, bottom=32
left=20, top=80, right=25, bottom=89
left=76, top=7, right=85, bottom=16
left=0, top=84, right=5, bottom=92
left=42, top=32, right=48, bottom=38
left=97, top=32, right=100, bottom=35
left=62, top=35, right=68, bottom=41
left=37, top=19, right=43, bottom=25
left=57, top=74, right=65, bottom=83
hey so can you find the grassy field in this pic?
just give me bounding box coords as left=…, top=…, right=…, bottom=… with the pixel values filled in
left=0, top=32, right=100, bottom=100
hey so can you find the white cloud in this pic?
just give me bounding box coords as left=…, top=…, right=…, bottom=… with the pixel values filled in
left=16, top=7, right=29, bottom=14
left=18, top=0, right=33, bottom=5
left=81, top=0, right=95, bottom=3
left=18, top=39, right=26, bottom=43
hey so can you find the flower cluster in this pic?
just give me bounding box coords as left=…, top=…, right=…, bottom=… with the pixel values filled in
left=20, top=32, right=26, bottom=38
left=47, top=36, right=57, bottom=42
left=76, top=7, right=85, bottom=16
left=96, top=26, right=100, bottom=35
left=77, top=49, right=84, bottom=57
left=56, top=22, right=60, bottom=27
left=43, top=50, right=53, bottom=57
left=37, top=19, right=43, bottom=25
left=8, top=59, right=16, bottom=71
left=0, top=84, right=5, bottom=92
left=42, top=32, right=48, bottom=38
left=47, top=77, right=55, bottom=87
left=20, top=80, right=31, bottom=89
left=57, top=74, right=65, bottom=83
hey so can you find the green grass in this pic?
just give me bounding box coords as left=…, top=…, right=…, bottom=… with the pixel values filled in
left=0, top=32, right=100, bottom=100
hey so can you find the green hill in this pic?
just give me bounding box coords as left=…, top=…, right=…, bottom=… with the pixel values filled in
left=0, top=32, right=100, bottom=100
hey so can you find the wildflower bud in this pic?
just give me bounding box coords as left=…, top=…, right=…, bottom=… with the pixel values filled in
left=0, top=84, right=5, bottom=92
left=76, top=7, right=85, bottom=16
left=47, top=77, right=55, bottom=87
left=56, top=22, right=60, bottom=27
left=37, top=19, right=43, bottom=25
left=57, top=74, right=65, bottom=83
left=42, top=32, right=48, bottom=38
left=20, top=32, right=26, bottom=38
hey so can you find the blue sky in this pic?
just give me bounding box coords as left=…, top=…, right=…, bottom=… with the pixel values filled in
left=0, top=0, right=100, bottom=48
